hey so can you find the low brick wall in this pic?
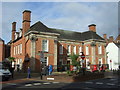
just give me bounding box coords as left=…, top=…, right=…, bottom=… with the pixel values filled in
left=45, top=72, right=104, bottom=82
left=73, top=72, right=104, bottom=82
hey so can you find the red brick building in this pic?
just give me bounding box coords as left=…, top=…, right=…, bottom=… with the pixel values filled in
left=0, top=38, right=5, bottom=62
left=11, top=10, right=107, bottom=72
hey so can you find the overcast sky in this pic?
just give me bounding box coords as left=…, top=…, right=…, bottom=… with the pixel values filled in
left=0, top=0, right=119, bottom=44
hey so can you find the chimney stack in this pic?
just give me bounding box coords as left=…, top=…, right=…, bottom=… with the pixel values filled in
left=12, top=22, right=16, bottom=41
left=103, top=34, right=107, bottom=39
left=109, top=36, right=114, bottom=42
left=22, top=10, right=31, bottom=36
left=88, top=24, right=96, bottom=32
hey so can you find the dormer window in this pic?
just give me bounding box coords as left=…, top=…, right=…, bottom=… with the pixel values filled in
left=19, top=29, right=22, bottom=37
left=15, top=33, right=18, bottom=40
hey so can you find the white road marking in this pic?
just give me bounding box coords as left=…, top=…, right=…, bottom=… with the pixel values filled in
left=43, top=82, right=51, bottom=85
left=33, top=83, right=41, bottom=85
left=107, top=83, right=115, bottom=86
left=25, top=84, right=32, bottom=87
left=85, top=82, right=93, bottom=84
left=47, top=78, right=54, bottom=80
left=52, top=82, right=60, bottom=84
left=96, top=82, right=103, bottom=85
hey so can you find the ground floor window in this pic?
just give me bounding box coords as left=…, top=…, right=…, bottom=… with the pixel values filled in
left=59, top=59, right=63, bottom=65
left=42, top=57, right=48, bottom=67
left=86, top=59, right=90, bottom=70
left=99, top=58, right=103, bottom=66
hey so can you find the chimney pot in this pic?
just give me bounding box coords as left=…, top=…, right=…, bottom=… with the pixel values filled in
left=109, top=36, right=114, bottom=42
left=103, top=34, right=107, bottom=39
left=12, top=22, right=16, bottom=31
left=88, top=24, right=96, bottom=32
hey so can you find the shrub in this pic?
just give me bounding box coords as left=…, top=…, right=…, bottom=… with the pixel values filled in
left=67, top=70, right=74, bottom=76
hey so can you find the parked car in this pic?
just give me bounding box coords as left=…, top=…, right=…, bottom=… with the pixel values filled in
left=0, top=63, right=11, bottom=81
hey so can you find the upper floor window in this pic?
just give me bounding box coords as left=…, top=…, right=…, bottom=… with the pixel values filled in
left=79, top=46, right=82, bottom=55
left=42, top=40, right=49, bottom=52
left=59, top=45, right=63, bottom=54
left=16, top=46, right=17, bottom=55
left=18, top=45, right=19, bottom=54
left=20, top=44, right=22, bottom=54
left=86, top=46, right=89, bottom=55
left=14, top=47, right=15, bottom=55
left=99, top=58, right=103, bottom=65
left=73, top=46, right=76, bottom=54
left=67, top=45, right=71, bottom=55
left=98, top=46, right=102, bottom=54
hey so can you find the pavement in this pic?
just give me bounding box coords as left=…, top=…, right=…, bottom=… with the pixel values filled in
left=1, top=71, right=119, bottom=85
left=1, top=72, right=72, bottom=85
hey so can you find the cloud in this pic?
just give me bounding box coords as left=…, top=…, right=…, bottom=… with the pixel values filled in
left=39, top=2, right=118, bottom=38
left=1, top=0, right=119, bottom=2
left=2, top=2, right=118, bottom=43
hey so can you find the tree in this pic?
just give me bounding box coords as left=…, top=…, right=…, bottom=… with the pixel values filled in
left=2, top=57, right=15, bottom=69
left=8, top=57, right=15, bottom=62
left=69, top=54, right=79, bottom=66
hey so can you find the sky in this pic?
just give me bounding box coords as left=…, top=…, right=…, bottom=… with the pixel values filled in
left=0, top=0, right=119, bottom=44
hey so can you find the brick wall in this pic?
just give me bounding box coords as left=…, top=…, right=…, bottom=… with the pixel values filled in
left=0, top=40, right=4, bottom=61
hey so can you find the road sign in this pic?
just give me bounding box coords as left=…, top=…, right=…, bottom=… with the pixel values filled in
left=81, top=53, right=85, bottom=59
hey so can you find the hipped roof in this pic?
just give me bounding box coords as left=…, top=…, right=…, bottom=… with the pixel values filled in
left=26, top=21, right=104, bottom=41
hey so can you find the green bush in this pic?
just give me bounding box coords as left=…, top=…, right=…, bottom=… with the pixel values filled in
left=67, top=70, right=74, bottom=76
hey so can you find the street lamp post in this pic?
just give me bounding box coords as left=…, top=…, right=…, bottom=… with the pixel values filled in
left=80, top=52, right=86, bottom=75
left=39, top=51, right=45, bottom=80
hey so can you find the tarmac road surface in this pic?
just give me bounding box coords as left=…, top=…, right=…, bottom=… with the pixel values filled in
left=2, top=77, right=120, bottom=90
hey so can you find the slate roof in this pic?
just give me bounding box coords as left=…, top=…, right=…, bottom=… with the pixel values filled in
left=0, top=38, right=4, bottom=41
left=115, top=43, right=120, bottom=48
left=26, top=21, right=104, bottom=41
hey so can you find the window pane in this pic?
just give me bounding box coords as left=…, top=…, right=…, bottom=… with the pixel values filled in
left=59, top=45, right=63, bottom=54
left=79, top=46, right=82, bottom=55
left=42, top=40, right=48, bottom=52
left=67, top=45, right=71, bottom=54
left=86, top=46, right=89, bottom=55
left=73, top=46, right=76, bottom=54
left=98, top=46, right=102, bottom=54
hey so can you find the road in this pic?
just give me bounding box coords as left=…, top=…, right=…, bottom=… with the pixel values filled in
left=2, top=77, right=120, bottom=90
